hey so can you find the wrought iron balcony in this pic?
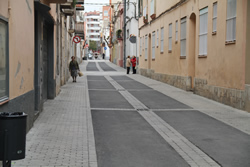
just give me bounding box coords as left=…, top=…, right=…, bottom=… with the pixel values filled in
left=75, top=23, right=84, bottom=38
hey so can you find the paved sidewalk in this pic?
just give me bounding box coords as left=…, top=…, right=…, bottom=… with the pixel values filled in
left=12, top=62, right=97, bottom=167
left=10, top=60, right=250, bottom=167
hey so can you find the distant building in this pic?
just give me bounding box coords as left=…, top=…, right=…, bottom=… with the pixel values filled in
left=125, top=0, right=139, bottom=67
left=84, top=11, right=101, bottom=49
left=100, top=6, right=111, bottom=60
left=110, top=0, right=124, bottom=66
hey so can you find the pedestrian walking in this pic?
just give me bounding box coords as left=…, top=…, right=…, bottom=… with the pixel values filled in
left=131, top=56, right=137, bottom=74
left=102, top=53, right=105, bottom=59
left=126, top=56, right=131, bottom=74
left=69, top=56, right=79, bottom=82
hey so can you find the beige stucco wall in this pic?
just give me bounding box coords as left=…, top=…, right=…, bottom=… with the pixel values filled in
left=139, top=0, right=247, bottom=90
left=7, top=0, right=34, bottom=100
left=0, top=1, right=8, bottom=18
left=246, top=0, right=250, bottom=85
left=196, top=0, right=247, bottom=90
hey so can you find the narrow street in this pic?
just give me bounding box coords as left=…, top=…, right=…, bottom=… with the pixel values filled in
left=12, top=60, right=250, bottom=167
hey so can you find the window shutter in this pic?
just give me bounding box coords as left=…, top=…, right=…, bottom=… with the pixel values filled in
left=152, top=32, right=155, bottom=59
left=199, top=7, right=208, bottom=55
left=213, top=2, right=218, bottom=32
left=226, top=0, right=237, bottom=41
left=180, top=17, right=187, bottom=57
left=145, top=35, right=148, bottom=59
left=169, top=23, right=172, bottom=51
left=160, top=27, right=164, bottom=52
left=175, top=20, right=178, bottom=41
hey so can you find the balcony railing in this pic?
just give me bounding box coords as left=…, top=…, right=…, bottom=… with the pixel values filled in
left=43, top=0, right=73, bottom=3
left=88, top=27, right=101, bottom=30
left=87, top=32, right=100, bottom=36
left=89, top=38, right=101, bottom=41
left=87, top=21, right=100, bottom=24
left=75, top=23, right=84, bottom=33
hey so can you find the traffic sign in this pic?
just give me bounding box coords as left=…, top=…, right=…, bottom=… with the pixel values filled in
left=129, top=36, right=136, bottom=44
left=73, top=36, right=81, bottom=43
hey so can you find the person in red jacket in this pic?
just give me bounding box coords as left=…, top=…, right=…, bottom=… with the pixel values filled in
left=131, top=56, right=137, bottom=74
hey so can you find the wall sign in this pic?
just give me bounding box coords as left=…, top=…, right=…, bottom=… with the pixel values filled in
left=73, top=36, right=81, bottom=43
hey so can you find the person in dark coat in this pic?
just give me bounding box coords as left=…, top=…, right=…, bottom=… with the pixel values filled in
left=69, top=56, right=79, bottom=82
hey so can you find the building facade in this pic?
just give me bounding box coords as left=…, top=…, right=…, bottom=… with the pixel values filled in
left=0, top=0, right=35, bottom=129
left=0, top=0, right=84, bottom=131
left=100, top=6, right=111, bottom=60
left=84, top=11, right=101, bottom=50
left=139, top=0, right=250, bottom=113
left=110, top=1, right=124, bottom=67
left=125, top=0, right=139, bottom=67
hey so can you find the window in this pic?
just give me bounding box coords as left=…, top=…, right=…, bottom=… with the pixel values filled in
left=160, top=27, right=164, bottom=53
left=226, top=0, right=237, bottom=42
left=213, top=2, right=217, bottom=33
left=143, top=36, right=144, bottom=51
left=140, top=37, right=142, bottom=56
left=145, top=35, right=148, bottom=60
left=143, top=6, right=147, bottom=17
left=199, top=7, right=208, bottom=56
left=169, top=23, right=172, bottom=51
left=104, top=10, right=108, bottom=16
left=139, top=0, right=143, bottom=17
left=156, top=29, right=159, bottom=47
left=150, top=0, right=155, bottom=16
left=152, top=32, right=155, bottom=59
left=175, top=20, right=178, bottom=41
left=0, top=19, right=8, bottom=102
left=180, top=17, right=187, bottom=57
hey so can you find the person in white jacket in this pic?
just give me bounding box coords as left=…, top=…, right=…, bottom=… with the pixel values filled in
left=126, top=56, right=131, bottom=74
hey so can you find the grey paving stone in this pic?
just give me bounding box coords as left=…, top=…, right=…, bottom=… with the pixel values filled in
left=92, top=110, right=189, bottom=167
left=88, top=90, right=134, bottom=109
left=98, top=62, right=116, bottom=71
left=86, top=62, right=99, bottom=71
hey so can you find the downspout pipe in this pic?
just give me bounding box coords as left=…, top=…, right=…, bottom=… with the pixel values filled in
left=123, top=0, right=127, bottom=68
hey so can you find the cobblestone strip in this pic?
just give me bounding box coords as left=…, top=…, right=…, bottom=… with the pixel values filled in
left=104, top=76, right=124, bottom=90
left=106, top=76, right=221, bottom=167
left=85, top=76, right=98, bottom=167
left=139, top=111, right=220, bottom=167
left=95, top=62, right=103, bottom=72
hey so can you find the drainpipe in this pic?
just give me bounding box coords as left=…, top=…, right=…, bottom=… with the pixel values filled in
left=123, top=0, right=127, bottom=68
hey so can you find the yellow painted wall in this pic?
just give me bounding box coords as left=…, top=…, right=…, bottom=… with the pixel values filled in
left=8, top=0, right=34, bottom=99
left=139, top=0, right=247, bottom=90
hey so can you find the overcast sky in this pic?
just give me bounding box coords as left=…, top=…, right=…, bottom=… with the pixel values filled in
left=84, top=0, right=109, bottom=12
